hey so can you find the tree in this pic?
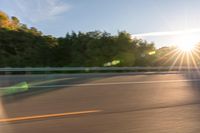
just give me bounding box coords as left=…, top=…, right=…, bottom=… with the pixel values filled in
left=0, top=11, right=10, bottom=28
left=0, top=10, right=161, bottom=67
left=11, top=16, right=20, bottom=29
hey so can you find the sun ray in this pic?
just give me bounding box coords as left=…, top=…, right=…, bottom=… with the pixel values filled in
left=170, top=50, right=183, bottom=70
left=188, top=51, right=199, bottom=72
left=154, top=48, right=177, bottom=64
left=186, top=51, right=191, bottom=71
left=179, top=52, right=186, bottom=70
left=191, top=49, right=200, bottom=69
left=162, top=49, right=180, bottom=66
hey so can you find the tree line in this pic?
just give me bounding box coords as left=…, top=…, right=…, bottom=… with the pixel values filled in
left=0, top=11, right=199, bottom=67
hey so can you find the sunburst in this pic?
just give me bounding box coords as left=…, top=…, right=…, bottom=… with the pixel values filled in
left=156, top=35, right=200, bottom=71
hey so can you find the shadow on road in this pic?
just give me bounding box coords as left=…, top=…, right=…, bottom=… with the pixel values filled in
left=0, top=72, right=156, bottom=103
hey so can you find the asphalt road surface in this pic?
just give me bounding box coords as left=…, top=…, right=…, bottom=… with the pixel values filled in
left=1, top=72, right=200, bottom=133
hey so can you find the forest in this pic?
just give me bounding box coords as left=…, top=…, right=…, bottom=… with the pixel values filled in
left=0, top=11, right=197, bottom=67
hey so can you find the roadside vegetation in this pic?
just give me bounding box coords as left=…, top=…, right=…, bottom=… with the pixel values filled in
left=0, top=11, right=199, bottom=67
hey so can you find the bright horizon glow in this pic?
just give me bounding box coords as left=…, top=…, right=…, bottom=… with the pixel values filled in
left=174, top=34, right=199, bottom=52
left=132, top=28, right=200, bottom=38
left=177, top=43, right=196, bottom=52
left=132, top=29, right=200, bottom=50
left=174, top=34, right=198, bottom=52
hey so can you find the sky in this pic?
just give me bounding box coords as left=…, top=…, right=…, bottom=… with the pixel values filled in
left=1, top=0, right=200, bottom=48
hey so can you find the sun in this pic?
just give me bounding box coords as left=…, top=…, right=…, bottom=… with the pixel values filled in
left=177, top=43, right=196, bottom=52
left=175, top=34, right=198, bottom=52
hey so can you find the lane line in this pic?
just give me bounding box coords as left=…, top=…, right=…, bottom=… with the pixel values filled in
left=30, top=79, right=200, bottom=88
left=0, top=110, right=102, bottom=123
left=29, top=77, right=75, bottom=86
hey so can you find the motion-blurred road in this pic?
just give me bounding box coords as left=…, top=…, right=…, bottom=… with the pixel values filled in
left=1, top=72, right=200, bottom=133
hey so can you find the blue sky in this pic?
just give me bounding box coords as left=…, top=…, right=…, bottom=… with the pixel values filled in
left=1, top=0, right=200, bottom=47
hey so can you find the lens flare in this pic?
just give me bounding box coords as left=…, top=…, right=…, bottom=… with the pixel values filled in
left=177, top=44, right=196, bottom=52
left=176, top=34, right=198, bottom=52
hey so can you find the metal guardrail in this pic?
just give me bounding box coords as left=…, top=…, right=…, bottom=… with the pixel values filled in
left=0, top=66, right=198, bottom=72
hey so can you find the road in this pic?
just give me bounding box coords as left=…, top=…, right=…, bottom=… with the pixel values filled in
left=0, top=72, right=200, bottom=133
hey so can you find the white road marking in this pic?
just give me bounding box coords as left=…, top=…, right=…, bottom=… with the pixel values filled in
left=30, top=79, right=200, bottom=88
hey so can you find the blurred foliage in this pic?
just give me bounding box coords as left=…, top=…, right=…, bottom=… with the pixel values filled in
left=1, top=11, right=199, bottom=67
